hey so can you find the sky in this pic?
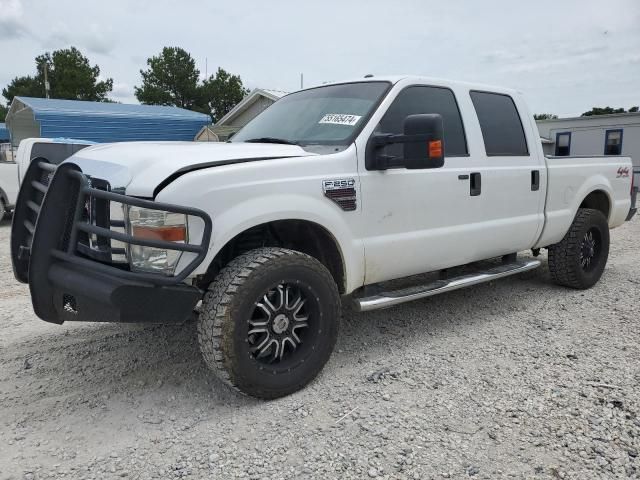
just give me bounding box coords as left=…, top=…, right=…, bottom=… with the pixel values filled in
left=0, top=0, right=638, bottom=117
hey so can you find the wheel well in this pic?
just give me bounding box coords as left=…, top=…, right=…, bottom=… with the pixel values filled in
left=197, top=220, right=346, bottom=293
left=580, top=190, right=610, bottom=220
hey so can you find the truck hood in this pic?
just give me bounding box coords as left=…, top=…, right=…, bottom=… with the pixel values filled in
left=65, top=141, right=316, bottom=197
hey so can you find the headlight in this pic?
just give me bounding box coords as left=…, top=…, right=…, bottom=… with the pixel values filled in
left=124, top=206, right=188, bottom=275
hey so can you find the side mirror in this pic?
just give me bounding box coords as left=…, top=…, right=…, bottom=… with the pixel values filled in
left=403, top=114, right=444, bottom=169
left=365, top=113, right=445, bottom=170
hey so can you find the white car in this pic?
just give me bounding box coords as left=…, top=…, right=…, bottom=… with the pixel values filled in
left=15, top=137, right=95, bottom=185
left=11, top=76, right=636, bottom=398
left=0, top=152, right=17, bottom=219
left=0, top=138, right=95, bottom=218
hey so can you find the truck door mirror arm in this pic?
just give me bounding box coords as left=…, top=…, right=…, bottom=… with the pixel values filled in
left=365, top=114, right=446, bottom=171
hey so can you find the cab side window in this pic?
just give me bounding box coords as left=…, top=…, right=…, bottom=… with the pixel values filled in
left=376, top=86, right=468, bottom=158
left=470, top=91, right=529, bottom=156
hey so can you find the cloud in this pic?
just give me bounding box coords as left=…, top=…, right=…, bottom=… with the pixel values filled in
left=46, top=24, right=71, bottom=47
left=109, top=82, right=137, bottom=104
left=110, top=82, right=132, bottom=99
left=44, top=22, right=115, bottom=56
left=82, top=23, right=116, bottom=56
left=1, top=0, right=638, bottom=116
left=0, top=0, right=28, bottom=39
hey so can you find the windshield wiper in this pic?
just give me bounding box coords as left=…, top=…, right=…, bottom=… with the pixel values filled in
left=244, top=137, right=298, bottom=145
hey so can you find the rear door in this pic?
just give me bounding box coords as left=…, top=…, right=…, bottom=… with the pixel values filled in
left=466, top=90, right=546, bottom=258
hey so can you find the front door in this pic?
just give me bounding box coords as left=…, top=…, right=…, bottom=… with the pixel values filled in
left=355, top=84, right=481, bottom=285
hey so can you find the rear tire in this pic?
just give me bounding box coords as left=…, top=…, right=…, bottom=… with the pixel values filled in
left=0, top=200, right=6, bottom=220
left=197, top=247, right=340, bottom=399
left=548, top=208, right=609, bottom=289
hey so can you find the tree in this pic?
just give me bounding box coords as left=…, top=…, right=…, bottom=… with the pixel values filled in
left=2, top=47, right=113, bottom=104
left=198, top=67, right=249, bottom=122
left=581, top=106, right=627, bottom=116
left=629, top=106, right=639, bottom=113
left=42, top=48, right=113, bottom=101
left=0, top=104, right=7, bottom=122
left=135, top=47, right=200, bottom=109
left=534, top=113, right=558, bottom=120
left=134, top=47, right=249, bottom=120
left=2, top=76, right=43, bottom=104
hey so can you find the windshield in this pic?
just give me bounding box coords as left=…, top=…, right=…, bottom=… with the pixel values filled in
left=231, top=81, right=390, bottom=146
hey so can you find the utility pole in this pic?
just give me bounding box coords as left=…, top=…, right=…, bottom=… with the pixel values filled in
left=43, top=61, right=50, bottom=99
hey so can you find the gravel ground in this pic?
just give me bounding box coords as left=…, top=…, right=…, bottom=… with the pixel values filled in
left=1, top=217, right=639, bottom=480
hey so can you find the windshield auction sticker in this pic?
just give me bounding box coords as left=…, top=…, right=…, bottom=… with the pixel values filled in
left=319, top=114, right=362, bottom=126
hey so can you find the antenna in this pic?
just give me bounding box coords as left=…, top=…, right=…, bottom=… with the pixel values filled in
left=300, top=73, right=304, bottom=89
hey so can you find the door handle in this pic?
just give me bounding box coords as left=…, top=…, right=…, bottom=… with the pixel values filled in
left=531, top=170, right=540, bottom=191
left=470, top=172, right=481, bottom=196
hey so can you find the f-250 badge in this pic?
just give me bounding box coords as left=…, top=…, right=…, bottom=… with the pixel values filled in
left=617, top=167, right=630, bottom=178
left=322, top=178, right=357, bottom=211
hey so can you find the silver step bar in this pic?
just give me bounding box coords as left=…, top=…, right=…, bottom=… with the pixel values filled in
left=353, top=259, right=541, bottom=312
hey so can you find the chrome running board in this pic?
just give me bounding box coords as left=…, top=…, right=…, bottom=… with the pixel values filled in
left=353, top=259, right=541, bottom=312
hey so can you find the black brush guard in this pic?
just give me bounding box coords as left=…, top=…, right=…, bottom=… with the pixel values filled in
left=11, top=161, right=212, bottom=324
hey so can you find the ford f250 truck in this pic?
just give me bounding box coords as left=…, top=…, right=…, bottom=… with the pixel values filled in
left=11, top=76, right=637, bottom=398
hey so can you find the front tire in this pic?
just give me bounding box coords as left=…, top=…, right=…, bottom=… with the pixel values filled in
left=548, top=208, right=610, bottom=289
left=198, top=247, right=340, bottom=399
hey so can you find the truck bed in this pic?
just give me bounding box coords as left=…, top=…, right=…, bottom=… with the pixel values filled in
left=535, top=155, right=633, bottom=248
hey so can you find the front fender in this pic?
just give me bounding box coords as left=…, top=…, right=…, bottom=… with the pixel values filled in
left=154, top=148, right=364, bottom=292
left=158, top=190, right=364, bottom=294
left=204, top=193, right=363, bottom=292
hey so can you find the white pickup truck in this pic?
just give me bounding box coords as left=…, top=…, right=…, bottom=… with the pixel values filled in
left=11, top=76, right=636, bottom=398
left=0, top=159, right=18, bottom=219
left=0, top=138, right=95, bottom=219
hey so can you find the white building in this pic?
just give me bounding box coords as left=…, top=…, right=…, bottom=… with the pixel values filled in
left=536, top=112, right=640, bottom=168
left=196, top=89, right=287, bottom=142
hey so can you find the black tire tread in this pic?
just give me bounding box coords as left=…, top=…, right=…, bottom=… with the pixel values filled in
left=548, top=208, right=608, bottom=289
left=197, top=247, right=339, bottom=398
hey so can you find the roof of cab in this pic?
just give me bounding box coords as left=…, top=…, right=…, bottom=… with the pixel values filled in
left=316, top=75, right=521, bottom=96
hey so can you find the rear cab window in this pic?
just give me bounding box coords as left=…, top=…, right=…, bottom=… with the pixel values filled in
left=470, top=91, right=529, bottom=156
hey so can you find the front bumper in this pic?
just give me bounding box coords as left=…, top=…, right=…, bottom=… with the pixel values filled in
left=47, top=262, right=201, bottom=323
left=11, top=161, right=212, bottom=324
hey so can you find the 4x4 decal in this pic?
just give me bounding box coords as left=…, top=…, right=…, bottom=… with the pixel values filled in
left=617, top=167, right=630, bottom=178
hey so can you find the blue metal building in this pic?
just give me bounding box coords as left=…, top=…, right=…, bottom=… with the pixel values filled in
left=0, top=123, right=9, bottom=142
left=5, top=97, right=211, bottom=147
